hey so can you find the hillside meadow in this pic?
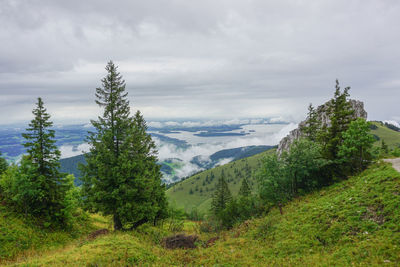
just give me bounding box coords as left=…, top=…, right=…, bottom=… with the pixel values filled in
left=2, top=161, right=400, bottom=266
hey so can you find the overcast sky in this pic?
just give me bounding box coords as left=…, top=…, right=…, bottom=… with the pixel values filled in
left=0, top=0, right=399, bottom=125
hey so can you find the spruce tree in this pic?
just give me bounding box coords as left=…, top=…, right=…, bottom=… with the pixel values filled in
left=81, top=61, right=167, bottom=230
left=211, top=176, right=232, bottom=215
left=301, top=104, right=319, bottom=141
left=324, top=80, right=355, bottom=160
left=0, top=151, right=7, bottom=174
left=21, top=97, right=68, bottom=226
left=381, top=139, right=389, bottom=154
left=238, top=177, right=251, bottom=197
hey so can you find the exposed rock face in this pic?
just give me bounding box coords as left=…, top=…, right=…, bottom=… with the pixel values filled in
left=277, top=99, right=367, bottom=155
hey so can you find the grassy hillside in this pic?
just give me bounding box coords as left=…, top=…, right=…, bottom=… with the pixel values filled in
left=8, top=162, right=400, bottom=266
left=0, top=206, right=107, bottom=263
left=167, top=121, right=400, bottom=213
left=371, top=121, right=400, bottom=149
left=167, top=148, right=275, bottom=213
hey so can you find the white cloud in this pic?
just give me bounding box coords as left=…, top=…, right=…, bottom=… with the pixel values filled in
left=59, top=143, right=90, bottom=159
left=384, top=120, right=400, bottom=128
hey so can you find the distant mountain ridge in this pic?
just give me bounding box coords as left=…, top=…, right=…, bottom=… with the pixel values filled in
left=59, top=145, right=274, bottom=185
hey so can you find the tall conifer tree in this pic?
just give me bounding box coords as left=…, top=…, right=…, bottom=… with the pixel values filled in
left=82, top=61, right=167, bottom=230
left=211, top=176, right=232, bottom=215
left=238, top=177, right=251, bottom=197
left=301, top=104, right=319, bottom=141
left=22, top=97, right=68, bottom=225
left=324, top=80, right=355, bottom=160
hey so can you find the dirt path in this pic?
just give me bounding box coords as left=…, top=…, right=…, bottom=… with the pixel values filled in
left=383, top=158, right=400, bottom=172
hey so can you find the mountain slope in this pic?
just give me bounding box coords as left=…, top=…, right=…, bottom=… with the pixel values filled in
left=167, top=121, right=400, bottom=213
left=370, top=121, right=400, bottom=148
left=166, top=148, right=275, bottom=213
left=9, top=162, right=400, bottom=266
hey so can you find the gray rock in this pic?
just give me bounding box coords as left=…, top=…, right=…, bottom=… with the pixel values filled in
left=277, top=99, right=367, bottom=155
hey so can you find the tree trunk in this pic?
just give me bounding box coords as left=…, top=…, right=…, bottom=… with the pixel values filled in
left=278, top=202, right=283, bottom=215
left=113, top=214, right=122, bottom=231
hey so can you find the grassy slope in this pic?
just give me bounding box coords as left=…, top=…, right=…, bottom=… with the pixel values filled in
left=10, top=162, right=400, bottom=266
left=371, top=121, right=400, bottom=149
left=167, top=121, right=400, bottom=213
left=0, top=208, right=107, bottom=264
left=166, top=149, right=275, bottom=213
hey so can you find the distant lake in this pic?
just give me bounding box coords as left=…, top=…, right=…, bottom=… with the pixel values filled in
left=151, top=123, right=290, bottom=146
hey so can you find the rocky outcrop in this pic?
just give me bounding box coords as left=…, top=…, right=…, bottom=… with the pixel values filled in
left=277, top=99, right=367, bottom=155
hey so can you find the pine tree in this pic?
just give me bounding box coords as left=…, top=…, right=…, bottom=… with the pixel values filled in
left=81, top=61, right=166, bottom=230
left=21, top=97, right=68, bottom=225
left=211, top=176, right=232, bottom=215
left=0, top=151, right=7, bottom=174
left=238, top=177, right=251, bottom=197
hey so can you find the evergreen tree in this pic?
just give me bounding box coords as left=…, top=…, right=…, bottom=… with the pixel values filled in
left=21, top=97, right=69, bottom=226
left=81, top=61, right=166, bottom=230
left=301, top=104, right=319, bottom=141
left=324, top=80, right=355, bottom=160
left=238, top=177, right=251, bottom=197
left=211, top=176, right=232, bottom=215
left=381, top=139, right=389, bottom=154
left=0, top=151, right=8, bottom=174
left=121, top=111, right=168, bottom=227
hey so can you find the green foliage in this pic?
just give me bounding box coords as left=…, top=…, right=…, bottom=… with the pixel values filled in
left=338, top=118, right=376, bottom=173
left=370, top=121, right=400, bottom=149
left=381, top=139, right=389, bottom=154
left=219, top=195, right=262, bottom=228
left=257, top=139, right=328, bottom=212
left=257, top=153, right=290, bottom=208
left=210, top=176, right=232, bottom=216
left=2, top=98, right=71, bottom=227
left=186, top=207, right=204, bottom=221
left=10, top=163, right=400, bottom=266
left=238, top=177, right=251, bottom=197
left=167, top=149, right=275, bottom=213
left=323, top=80, right=355, bottom=161
left=166, top=206, right=186, bottom=232
left=81, top=61, right=167, bottom=230
left=0, top=206, right=102, bottom=263
left=0, top=151, right=8, bottom=174
left=301, top=103, right=319, bottom=141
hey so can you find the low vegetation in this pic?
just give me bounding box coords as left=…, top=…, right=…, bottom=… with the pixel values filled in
left=3, top=162, right=399, bottom=266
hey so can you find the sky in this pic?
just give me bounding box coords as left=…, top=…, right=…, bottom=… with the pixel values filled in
left=0, top=0, right=399, bottom=125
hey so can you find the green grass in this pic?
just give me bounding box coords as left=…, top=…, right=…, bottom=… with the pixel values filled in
left=371, top=121, right=400, bottom=149
left=0, top=207, right=106, bottom=264
left=6, top=162, right=400, bottom=266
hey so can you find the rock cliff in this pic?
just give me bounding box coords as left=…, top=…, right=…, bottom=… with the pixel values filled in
left=277, top=99, right=367, bottom=155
